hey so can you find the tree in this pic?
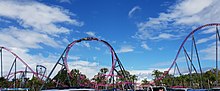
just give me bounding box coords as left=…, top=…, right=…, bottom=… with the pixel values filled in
left=70, top=69, right=80, bottom=86
left=52, top=69, right=70, bottom=86
left=204, top=69, right=216, bottom=88
left=0, top=77, right=10, bottom=88
left=51, top=69, right=91, bottom=87
left=141, top=78, right=149, bottom=90
left=130, top=75, right=137, bottom=83
left=26, top=77, right=43, bottom=91
left=141, top=78, right=149, bottom=85
left=117, top=70, right=131, bottom=82
left=92, top=68, right=110, bottom=89
left=100, top=68, right=109, bottom=74
left=152, top=70, right=163, bottom=79
left=152, top=70, right=163, bottom=85
left=162, top=74, right=173, bottom=86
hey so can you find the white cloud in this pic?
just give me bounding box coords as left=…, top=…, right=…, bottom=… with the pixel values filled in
left=141, top=42, right=151, bottom=50
left=71, top=60, right=98, bottom=67
left=68, top=55, right=80, bottom=60
left=130, top=70, right=153, bottom=83
left=0, top=27, right=60, bottom=49
left=128, top=6, right=141, bottom=18
left=82, top=42, right=90, bottom=48
left=62, top=38, right=70, bottom=44
left=59, top=0, right=72, bottom=4
left=174, top=0, right=213, bottom=17
left=0, top=0, right=86, bottom=80
left=68, top=60, right=111, bottom=79
left=150, top=33, right=175, bottom=40
left=134, top=0, right=219, bottom=40
left=200, top=43, right=218, bottom=61
left=95, top=47, right=101, bottom=51
left=201, top=27, right=216, bottom=34
left=0, top=18, right=11, bottom=23
left=0, top=46, right=108, bottom=79
left=112, top=41, right=117, bottom=44
left=116, top=45, right=134, bottom=53
left=196, top=34, right=215, bottom=44
left=0, top=1, right=83, bottom=49
left=85, top=31, right=96, bottom=37
left=152, top=61, right=172, bottom=67
left=0, top=1, right=83, bottom=35
left=129, top=68, right=168, bottom=83
left=0, top=47, right=58, bottom=79
left=158, top=47, right=164, bottom=51
left=93, top=57, right=97, bottom=60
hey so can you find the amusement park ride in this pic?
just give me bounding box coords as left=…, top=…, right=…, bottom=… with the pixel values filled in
left=0, top=23, right=220, bottom=91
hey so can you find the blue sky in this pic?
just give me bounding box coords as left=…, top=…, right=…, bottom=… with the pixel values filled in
left=0, top=0, right=220, bottom=82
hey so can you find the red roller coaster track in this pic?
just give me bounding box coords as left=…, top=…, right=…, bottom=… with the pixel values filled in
left=0, top=46, right=38, bottom=78
left=151, top=23, right=220, bottom=86
left=41, top=37, right=133, bottom=90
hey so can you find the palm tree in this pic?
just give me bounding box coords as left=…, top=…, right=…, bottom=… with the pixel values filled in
left=117, top=70, right=131, bottom=82
left=204, top=69, right=216, bottom=88
left=162, top=74, right=173, bottom=86
left=53, top=69, right=69, bottom=86
left=141, top=78, right=149, bottom=90
left=100, top=68, right=109, bottom=74
left=130, top=75, right=137, bottom=83
left=141, top=78, right=149, bottom=85
left=71, top=69, right=83, bottom=86
left=0, top=77, right=10, bottom=88
left=152, top=70, right=163, bottom=85
left=152, top=70, right=163, bottom=79
left=29, top=77, right=42, bottom=91
left=92, top=68, right=110, bottom=89
left=100, top=68, right=109, bottom=86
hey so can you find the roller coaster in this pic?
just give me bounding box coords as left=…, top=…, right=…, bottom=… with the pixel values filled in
left=0, top=23, right=220, bottom=90
left=151, top=23, right=220, bottom=88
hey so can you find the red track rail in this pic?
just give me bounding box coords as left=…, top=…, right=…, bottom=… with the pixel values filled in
left=150, top=23, right=220, bottom=85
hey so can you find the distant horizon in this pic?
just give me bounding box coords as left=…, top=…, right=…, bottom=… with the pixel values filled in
left=0, top=0, right=220, bottom=83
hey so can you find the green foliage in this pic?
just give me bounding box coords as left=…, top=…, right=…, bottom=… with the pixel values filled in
left=92, top=68, right=109, bottom=89
left=152, top=68, right=220, bottom=89
left=152, top=70, right=163, bottom=85
left=130, top=75, right=138, bottom=83
left=100, top=68, right=108, bottom=74
left=0, top=77, right=11, bottom=87
left=1, top=68, right=220, bottom=90
left=141, top=78, right=149, bottom=85
left=51, top=69, right=91, bottom=87
left=116, top=70, right=131, bottom=82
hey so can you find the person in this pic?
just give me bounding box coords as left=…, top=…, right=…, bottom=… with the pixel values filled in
left=159, top=88, right=164, bottom=91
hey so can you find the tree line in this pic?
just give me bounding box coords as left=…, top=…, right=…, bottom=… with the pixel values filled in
left=0, top=68, right=137, bottom=90
left=0, top=68, right=218, bottom=90
left=142, top=69, right=219, bottom=89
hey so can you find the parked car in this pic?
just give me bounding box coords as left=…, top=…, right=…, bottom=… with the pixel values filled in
left=210, top=87, right=220, bottom=91
left=189, top=89, right=209, bottom=91
left=171, top=88, right=192, bottom=91
left=147, top=86, right=167, bottom=91
left=169, top=88, right=208, bottom=91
